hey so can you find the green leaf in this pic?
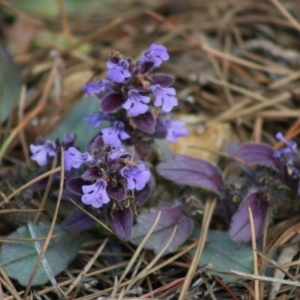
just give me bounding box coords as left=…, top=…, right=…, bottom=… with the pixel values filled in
left=0, top=46, right=22, bottom=122
left=0, top=223, right=85, bottom=286
left=190, top=230, right=253, bottom=282
left=47, top=96, right=108, bottom=151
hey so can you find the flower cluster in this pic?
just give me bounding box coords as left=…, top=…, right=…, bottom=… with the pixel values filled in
left=83, top=44, right=189, bottom=157
left=63, top=135, right=152, bottom=240
left=29, top=44, right=189, bottom=242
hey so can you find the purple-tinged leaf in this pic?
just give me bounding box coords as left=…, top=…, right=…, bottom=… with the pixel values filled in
left=82, top=166, right=101, bottom=181
left=65, top=177, right=86, bottom=195
left=156, top=154, right=224, bottom=195
left=61, top=189, right=82, bottom=204
left=62, top=209, right=96, bottom=232
left=107, top=208, right=133, bottom=241
left=151, top=75, right=174, bottom=87
left=235, top=143, right=279, bottom=170
left=135, top=176, right=155, bottom=205
left=101, top=93, right=124, bottom=112
left=229, top=192, right=269, bottom=242
left=133, top=111, right=156, bottom=134
left=106, top=181, right=126, bottom=201
left=131, top=204, right=193, bottom=255
left=90, top=134, right=105, bottom=152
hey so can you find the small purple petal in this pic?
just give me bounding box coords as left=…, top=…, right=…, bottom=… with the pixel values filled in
left=140, top=44, right=169, bottom=67
left=83, top=79, right=113, bottom=98
left=83, top=112, right=111, bottom=130
left=122, top=90, right=150, bottom=117
left=82, top=179, right=110, bottom=208
left=120, top=163, right=151, bottom=191
left=151, top=85, right=178, bottom=112
left=106, top=59, right=131, bottom=83
left=274, top=132, right=297, bottom=158
left=159, top=119, right=189, bottom=143
left=109, top=146, right=126, bottom=161
left=30, top=140, right=57, bottom=166
left=101, top=121, right=130, bottom=147
left=64, top=147, right=93, bottom=171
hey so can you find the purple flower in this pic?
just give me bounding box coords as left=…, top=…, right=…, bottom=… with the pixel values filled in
left=150, top=85, right=178, bottom=112
left=161, top=119, right=189, bottom=143
left=64, top=147, right=93, bottom=171
left=82, top=179, right=110, bottom=208
left=106, top=59, right=131, bottom=83
left=30, top=140, right=57, bottom=166
left=83, top=79, right=112, bottom=98
left=122, top=89, right=150, bottom=117
left=101, top=121, right=130, bottom=147
left=274, top=132, right=297, bottom=158
left=83, top=112, right=111, bottom=130
left=108, top=146, right=125, bottom=161
left=120, top=163, right=151, bottom=191
left=140, top=44, right=169, bottom=67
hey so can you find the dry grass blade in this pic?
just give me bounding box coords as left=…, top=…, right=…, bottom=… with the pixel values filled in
left=4, top=167, right=61, bottom=203
left=119, top=211, right=162, bottom=283
left=125, top=225, right=178, bottom=293
left=248, top=203, right=259, bottom=300
left=66, top=238, right=109, bottom=295
left=179, top=197, right=217, bottom=300
left=24, top=149, right=65, bottom=299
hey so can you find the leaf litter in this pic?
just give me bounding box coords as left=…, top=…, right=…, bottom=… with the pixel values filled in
left=1, top=0, right=300, bottom=299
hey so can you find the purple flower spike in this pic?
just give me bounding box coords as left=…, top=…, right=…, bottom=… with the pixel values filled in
left=122, top=89, right=150, bottom=117
left=274, top=132, right=297, bottom=158
left=106, top=59, right=131, bottom=83
left=151, top=85, right=178, bottom=112
left=83, top=79, right=112, bottom=98
left=30, top=140, right=57, bottom=166
left=161, top=119, right=189, bottom=143
left=82, top=179, right=110, bottom=208
left=120, top=163, right=151, bottom=191
left=83, top=112, right=111, bottom=130
left=140, top=44, right=169, bottom=67
left=101, top=121, right=130, bottom=147
left=64, top=147, right=93, bottom=171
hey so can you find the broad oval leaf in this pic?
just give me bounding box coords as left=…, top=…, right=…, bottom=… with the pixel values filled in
left=0, top=223, right=85, bottom=286
left=234, top=143, right=279, bottom=170
left=190, top=229, right=253, bottom=282
left=131, top=204, right=193, bottom=255
left=229, top=192, right=269, bottom=242
left=156, top=154, right=224, bottom=195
